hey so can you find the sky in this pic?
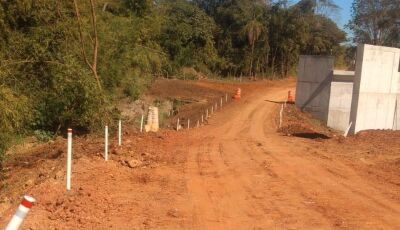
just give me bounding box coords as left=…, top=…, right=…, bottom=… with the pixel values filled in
left=291, top=0, right=354, bottom=36
left=331, top=0, right=353, bottom=31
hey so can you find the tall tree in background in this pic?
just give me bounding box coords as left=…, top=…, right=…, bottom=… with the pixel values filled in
left=73, top=0, right=102, bottom=89
left=243, top=19, right=263, bottom=76
left=348, top=0, right=400, bottom=47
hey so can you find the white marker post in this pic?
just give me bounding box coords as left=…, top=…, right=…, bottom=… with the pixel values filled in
left=67, top=128, right=72, bottom=191
left=344, top=122, right=353, bottom=137
left=176, top=118, right=180, bottom=131
left=5, top=195, right=36, bottom=230
left=220, top=97, right=223, bottom=107
left=206, top=109, right=209, bottom=118
left=140, top=114, right=144, bottom=133
left=118, top=119, right=122, bottom=146
left=279, top=105, right=284, bottom=128
left=201, top=114, right=204, bottom=123
left=105, top=125, right=109, bottom=161
left=225, top=93, right=228, bottom=102
left=187, top=119, right=190, bottom=129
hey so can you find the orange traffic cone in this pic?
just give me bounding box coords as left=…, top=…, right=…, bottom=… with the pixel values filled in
left=233, top=88, right=241, bottom=100
left=287, top=91, right=294, bottom=103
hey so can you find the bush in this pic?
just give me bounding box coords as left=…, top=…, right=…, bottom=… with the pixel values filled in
left=0, top=86, right=31, bottom=167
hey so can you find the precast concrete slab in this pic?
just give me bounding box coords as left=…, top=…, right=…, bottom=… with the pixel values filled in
left=296, top=55, right=334, bottom=122
left=327, top=70, right=355, bottom=131
left=327, top=81, right=354, bottom=132
left=349, top=44, right=400, bottom=134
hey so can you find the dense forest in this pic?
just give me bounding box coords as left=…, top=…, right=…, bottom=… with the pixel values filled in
left=0, top=0, right=399, bottom=165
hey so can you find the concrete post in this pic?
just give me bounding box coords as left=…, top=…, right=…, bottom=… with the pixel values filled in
left=66, top=129, right=72, bottom=191
left=105, top=125, right=108, bottom=161
left=140, top=114, right=144, bottom=133
left=118, top=119, right=122, bottom=146
left=279, top=105, right=283, bottom=128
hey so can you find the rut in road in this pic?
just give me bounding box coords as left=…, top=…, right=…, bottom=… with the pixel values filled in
left=182, top=86, right=400, bottom=229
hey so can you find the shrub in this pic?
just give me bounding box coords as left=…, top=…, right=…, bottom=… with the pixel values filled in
left=0, top=86, right=31, bottom=167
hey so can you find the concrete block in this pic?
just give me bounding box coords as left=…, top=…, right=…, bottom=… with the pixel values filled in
left=349, top=44, right=400, bottom=134
left=145, top=106, right=159, bottom=132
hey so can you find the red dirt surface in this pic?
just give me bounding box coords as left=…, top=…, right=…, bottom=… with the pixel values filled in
left=1, top=78, right=400, bottom=229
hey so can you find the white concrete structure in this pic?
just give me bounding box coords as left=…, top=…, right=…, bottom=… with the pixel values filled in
left=327, top=70, right=354, bottom=131
left=349, top=44, right=400, bottom=134
left=296, top=44, right=400, bottom=135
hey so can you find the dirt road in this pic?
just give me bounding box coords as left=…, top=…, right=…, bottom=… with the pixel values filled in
left=2, top=81, right=400, bottom=229
left=181, top=85, right=400, bottom=229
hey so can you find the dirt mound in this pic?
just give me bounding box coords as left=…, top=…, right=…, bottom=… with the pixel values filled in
left=277, top=104, right=333, bottom=139
left=350, top=129, right=400, bottom=142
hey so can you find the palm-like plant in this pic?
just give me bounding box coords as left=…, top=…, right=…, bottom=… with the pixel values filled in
left=243, top=19, right=263, bottom=77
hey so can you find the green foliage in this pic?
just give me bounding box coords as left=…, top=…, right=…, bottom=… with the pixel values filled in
left=0, top=86, right=31, bottom=165
left=0, top=0, right=350, bottom=167
left=160, top=0, right=220, bottom=74
left=33, top=130, right=54, bottom=142
left=348, top=0, right=400, bottom=47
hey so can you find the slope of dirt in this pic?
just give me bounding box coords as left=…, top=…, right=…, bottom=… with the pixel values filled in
left=1, top=77, right=400, bottom=229
left=277, top=103, right=336, bottom=139
left=146, top=78, right=282, bottom=128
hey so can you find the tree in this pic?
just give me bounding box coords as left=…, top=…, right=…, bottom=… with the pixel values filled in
left=243, top=19, right=263, bottom=76
left=160, top=0, right=220, bottom=74
left=73, top=0, right=102, bottom=90
left=348, top=0, right=400, bottom=47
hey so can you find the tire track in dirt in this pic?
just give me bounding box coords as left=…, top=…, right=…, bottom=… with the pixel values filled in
left=182, top=83, right=400, bottom=229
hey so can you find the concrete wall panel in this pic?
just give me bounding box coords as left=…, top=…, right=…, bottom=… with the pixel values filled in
left=349, top=44, right=400, bottom=134
left=295, top=55, right=334, bottom=122
left=327, top=82, right=353, bottom=131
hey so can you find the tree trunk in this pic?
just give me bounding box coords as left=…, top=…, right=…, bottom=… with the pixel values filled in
left=249, top=40, right=255, bottom=78
left=73, top=0, right=102, bottom=90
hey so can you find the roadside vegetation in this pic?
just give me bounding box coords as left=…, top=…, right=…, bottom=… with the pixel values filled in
left=0, top=0, right=399, bottom=167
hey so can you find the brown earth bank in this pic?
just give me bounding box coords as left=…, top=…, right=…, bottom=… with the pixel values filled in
left=1, top=78, right=400, bottom=229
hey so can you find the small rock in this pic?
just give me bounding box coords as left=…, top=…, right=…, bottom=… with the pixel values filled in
left=167, top=208, right=181, bottom=218
left=127, top=159, right=142, bottom=168
left=25, top=179, right=34, bottom=187
left=38, top=172, right=46, bottom=179
left=54, top=171, right=64, bottom=180
left=111, top=147, right=123, bottom=155
left=55, top=199, right=64, bottom=206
